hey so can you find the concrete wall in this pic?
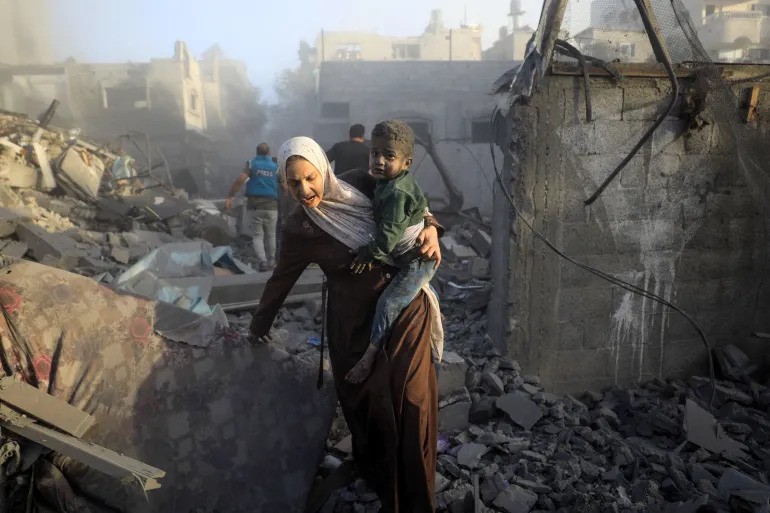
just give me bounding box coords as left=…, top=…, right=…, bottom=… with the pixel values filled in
left=315, top=61, right=515, bottom=215
left=491, top=66, right=770, bottom=393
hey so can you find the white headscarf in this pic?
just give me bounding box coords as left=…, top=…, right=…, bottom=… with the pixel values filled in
left=278, top=136, right=445, bottom=361
left=277, top=136, right=376, bottom=251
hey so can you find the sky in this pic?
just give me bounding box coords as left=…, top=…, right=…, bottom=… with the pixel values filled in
left=49, top=0, right=544, bottom=104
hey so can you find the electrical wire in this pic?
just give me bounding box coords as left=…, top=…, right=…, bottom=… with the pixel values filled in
left=583, top=0, right=681, bottom=206
left=487, top=107, right=716, bottom=405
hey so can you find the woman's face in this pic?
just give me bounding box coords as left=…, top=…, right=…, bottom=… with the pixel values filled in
left=285, top=157, right=324, bottom=208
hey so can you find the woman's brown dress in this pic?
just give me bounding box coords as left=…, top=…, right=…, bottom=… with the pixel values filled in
left=250, top=171, right=439, bottom=513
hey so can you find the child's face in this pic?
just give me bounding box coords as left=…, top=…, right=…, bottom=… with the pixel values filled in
left=369, top=136, right=413, bottom=180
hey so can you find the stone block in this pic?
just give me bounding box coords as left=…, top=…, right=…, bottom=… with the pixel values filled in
left=557, top=286, right=612, bottom=323
left=622, top=85, right=677, bottom=121
left=439, top=400, right=471, bottom=433
left=563, top=80, right=623, bottom=123
left=0, top=160, right=37, bottom=188
left=16, top=222, right=87, bottom=270
left=705, top=189, right=759, bottom=219
left=0, top=207, right=32, bottom=238
left=193, top=213, right=236, bottom=247
left=440, top=235, right=478, bottom=261
left=469, top=229, right=491, bottom=258
left=0, top=240, right=28, bottom=258
left=438, top=351, right=468, bottom=399
left=55, top=147, right=104, bottom=200
left=208, top=267, right=324, bottom=308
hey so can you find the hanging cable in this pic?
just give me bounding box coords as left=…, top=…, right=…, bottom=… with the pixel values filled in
left=583, top=0, right=680, bottom=206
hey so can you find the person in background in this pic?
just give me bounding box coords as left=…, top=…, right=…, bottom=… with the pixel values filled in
left=225, top=143, right=279, bottom=271
left=111, top=147, right=137, bottom=196
left=326, top=123, right=369, bottom=175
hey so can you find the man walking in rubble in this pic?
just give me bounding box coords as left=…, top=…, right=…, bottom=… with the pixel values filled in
left=225, top=143, right=279, bottom=272
left=326, top=123, right=370, bottom=175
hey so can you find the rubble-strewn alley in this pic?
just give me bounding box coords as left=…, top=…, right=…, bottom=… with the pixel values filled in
left=3, top=0, right=770, bottom=511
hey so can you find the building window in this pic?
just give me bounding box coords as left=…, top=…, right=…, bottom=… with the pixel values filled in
left=334, top=44, right=362, bottom=61
left=321, top=102, right=350, bottom=118
left=751, top=4, right=770, bottom=15
left=189, top=92, right=199, bottom=113
left=103, top=85, right=148, bottom=110
left=705, top=4, right=716, bottom=16
left=471, top=120, right=492, bottom=144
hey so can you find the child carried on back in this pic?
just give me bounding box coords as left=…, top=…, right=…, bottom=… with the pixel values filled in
left=346, top=120, right=441, bottom=383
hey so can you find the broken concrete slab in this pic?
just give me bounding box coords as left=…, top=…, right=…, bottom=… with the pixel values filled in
left=496, top=392, right=543, bottom=431
left=16, top=222, right=90, bottom=270
left=482, top=371, right=505, bottom=396
left=438, top=351, right=468, bottom=399
left=470, top=229, right=492, bottom=258
left=0, top=160, right=37, bottom=188
left=456, top=443, right=489, bottom=469
left=122, top=191, right=193, bottom=221
left=192, top=213, right=236, bottom=247
left=0, top=206, right=32, bottom=237
left=440, top=235, right=479, bottom=261
left=31, top=142, right=56, bottom=191
left=439, top=400, right=472, bottom=433
left=684, top=399, right=748, bottom=461
left=717, top=468, right=770, bottom=508
left=0, top=240, right=28, bottom=258
left=713, top=344, right=758, bottom=381
left=0, top=403, right=163, bottom=491
left=492, top=484, right=538, bottom=513
left=209, top=267, right=324, bottom=309
left=55, top=147, right=104, bottom=200
left=0, top=376, right=95, bottom=437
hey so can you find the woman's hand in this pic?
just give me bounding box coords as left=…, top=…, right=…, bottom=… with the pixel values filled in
left=248, top=318, right=273, bottom=344
left=350, top=255, right=373, bottom=274
left=416, top=225, right=442, bottom=269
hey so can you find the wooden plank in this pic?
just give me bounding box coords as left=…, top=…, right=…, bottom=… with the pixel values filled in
left=0, top=405, right=165, bottom=491
left=0, top=376, right=95, bottom=437
left=744, top=86, right=761, bottom=122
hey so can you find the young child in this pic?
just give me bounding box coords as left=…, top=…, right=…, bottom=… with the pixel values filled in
left=346, top=120, right=440, bottom=383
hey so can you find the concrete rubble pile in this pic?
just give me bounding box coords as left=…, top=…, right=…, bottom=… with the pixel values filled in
left=0, top=108, right=336, bottom=512
left=318, top=333, right=770, bottom=513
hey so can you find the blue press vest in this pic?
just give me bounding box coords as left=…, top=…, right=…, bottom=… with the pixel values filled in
left=245, top=155, right=278, bottom=198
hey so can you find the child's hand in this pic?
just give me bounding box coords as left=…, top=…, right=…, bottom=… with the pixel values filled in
left=350, top=255, right=373, bottom=274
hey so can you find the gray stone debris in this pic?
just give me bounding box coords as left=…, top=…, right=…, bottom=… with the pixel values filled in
left=496, top=392, right=543, bottom=431
left=317, top=318, right=770, bottom=513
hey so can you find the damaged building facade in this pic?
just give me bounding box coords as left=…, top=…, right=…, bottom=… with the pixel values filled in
left=489, top=0, right=770, bottom=394
left=310, top=8, right=536, bottom=215
left=1, top=40, right=262, bottom=197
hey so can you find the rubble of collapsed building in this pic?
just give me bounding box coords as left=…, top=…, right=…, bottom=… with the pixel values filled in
left=0, top=106, right=343, bottom=512
left=318, top=340, right=770, bottom=513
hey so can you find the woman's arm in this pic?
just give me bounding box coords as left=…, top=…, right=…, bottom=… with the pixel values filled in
left=249, top=229, right=310, bottom=342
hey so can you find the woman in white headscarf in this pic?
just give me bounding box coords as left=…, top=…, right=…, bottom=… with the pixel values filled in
left=250, top=136, right=442, bottom=513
